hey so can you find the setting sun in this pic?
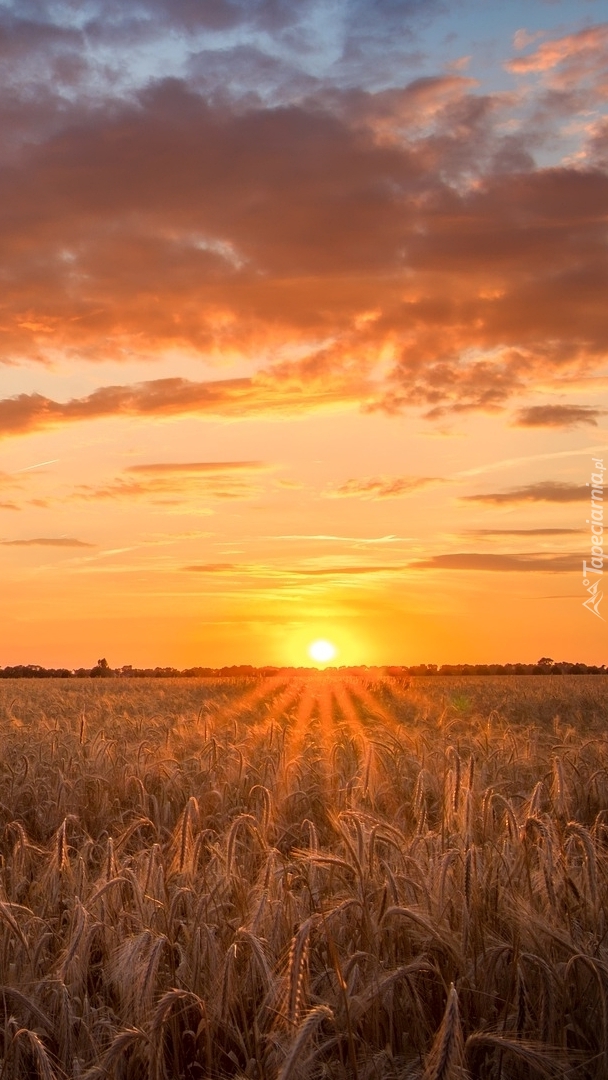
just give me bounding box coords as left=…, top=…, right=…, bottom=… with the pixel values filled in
left=308, top=639, right=338, bottom=664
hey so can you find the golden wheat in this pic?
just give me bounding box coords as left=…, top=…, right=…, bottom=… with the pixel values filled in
left=0, top=674, right=604, bottom=1077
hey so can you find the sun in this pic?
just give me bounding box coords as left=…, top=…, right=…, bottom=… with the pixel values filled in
left=308, top=639, right=338, bottom=665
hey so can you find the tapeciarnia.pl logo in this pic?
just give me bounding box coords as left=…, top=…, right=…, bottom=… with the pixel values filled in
left=582, top=457, right=604, bottom=619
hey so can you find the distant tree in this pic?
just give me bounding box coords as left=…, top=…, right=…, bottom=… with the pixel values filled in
left=91, top=657, right=112, bottom=678
left=538, top=657, right=554, bottom=666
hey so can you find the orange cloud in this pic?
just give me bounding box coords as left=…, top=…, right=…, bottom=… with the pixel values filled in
left=0, top=368, right=376, bottom=439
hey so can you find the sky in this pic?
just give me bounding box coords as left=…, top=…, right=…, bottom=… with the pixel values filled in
left=1, top=0, right=607, bottom=668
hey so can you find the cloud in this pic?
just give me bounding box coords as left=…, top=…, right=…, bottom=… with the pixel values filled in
left=71, top=458, right=272, bottom=504
left=462, top=481, right=586, bottom=504
left=505, top=24, right=608, bottom=93
left=0, top=502, right=20, bottom=511
left=513, top=29, right=546, bottom=52
left=185, top=549, right=584, bottom=576
left=0, top=368, right=376, bottom=438
left=74, top=472, right=263, bottom=504
left=0, top=22, right=604, bottom=422
left=409, top=553, right=579, bottom=572
left=183, top=561, right=405, bottom=576
left=182, top=562, right=237, bottom=572
left=466, top=527, right=581, bottom=536
left=270, top=534, right=406, bottom=543
left=329, top=475, right=443, bottom=499
left=0, top=536, right=94, bottom=547
left=286, top=564, right=404, bottom=576
left=0, top=0, right=446, bottom=124
left=513, top=404, right=605, bottom=428
left=125, top=460, right=267, bottom=473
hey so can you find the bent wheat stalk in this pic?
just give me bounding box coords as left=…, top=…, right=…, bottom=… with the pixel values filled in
left=277, top=1005, right=334, bottom=1080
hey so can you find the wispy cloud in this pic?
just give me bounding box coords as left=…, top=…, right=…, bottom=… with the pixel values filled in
left=329, top=475, right=443, bottom=499
left=454, top=445, right=608, bottom=479
left=182, top=551, right=582, bottom=576
left=125, top=460, right=267, bottom=474
left=15, top=459, right=60, bottom=472
left=286, top=564, right=405, bottom=576
left=269, top=534, right=407, bottom=543
left=73, top=470, right=264, bottom=503
left=505, top=23, right=608, bottom=91
left=182, top=563, right=237, bottom=573
left=61, top=458, right=273, bottom=505
left=183, top=561, right=406, bottom=577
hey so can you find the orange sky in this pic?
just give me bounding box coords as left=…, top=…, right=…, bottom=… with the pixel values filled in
left=1, top=1, right=607, bottom=667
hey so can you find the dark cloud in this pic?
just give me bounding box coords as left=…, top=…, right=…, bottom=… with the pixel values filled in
left=589, top=117, right=608, bottom=170
left=0, top=0, right=444, bottom=119
left=514, top=404, right=605, bottom=428
left=0, top=17, right=604, bottom=420
left=186, top=44, right=320, bottom=103
left=409, top=552, right=579, bottom=572
left=462, top=481, right=587, bottom=504
left=0, top=10, right=85, bottom=97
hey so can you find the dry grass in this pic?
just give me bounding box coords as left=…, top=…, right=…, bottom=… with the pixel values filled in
left=0, top=673, right=606, bottom=1078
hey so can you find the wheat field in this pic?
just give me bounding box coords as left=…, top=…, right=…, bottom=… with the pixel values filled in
left=0, top=674, right=607, bottom=1079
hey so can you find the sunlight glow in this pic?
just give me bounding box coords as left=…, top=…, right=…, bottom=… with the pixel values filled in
left=308, top=639, right=337, bottom=664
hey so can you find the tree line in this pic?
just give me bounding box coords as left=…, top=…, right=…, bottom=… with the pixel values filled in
left=0, top=658, right=605, bottom=678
